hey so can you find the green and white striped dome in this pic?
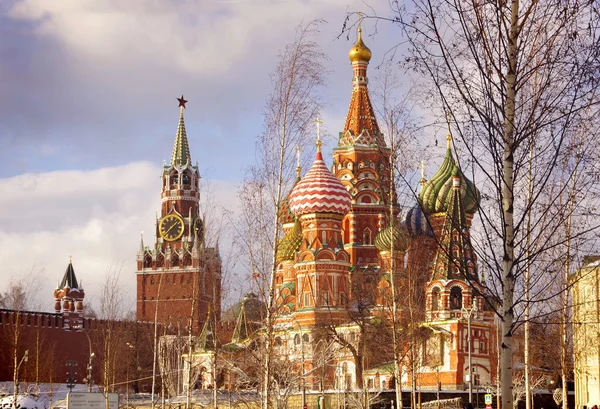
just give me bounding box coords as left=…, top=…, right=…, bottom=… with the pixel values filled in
left=419, top=140, right=480, bottom=215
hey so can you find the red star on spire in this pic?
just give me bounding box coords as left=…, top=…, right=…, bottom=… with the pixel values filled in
left=177, top=95, right=188, bottom=108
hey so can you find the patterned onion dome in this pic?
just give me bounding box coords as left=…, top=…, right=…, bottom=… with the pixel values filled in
left=278, top=175, right=301, bottom=224
left=276, top=220, right=303, bottom=261
left=278, top=196, right=295, bottom=225
left=419, top=144, right=480, bottom=214
left=402, top=205, right=434, bottom=237
left=289, top=152, right=352, bottom=216
left=374, top=225, right=410, bottom=253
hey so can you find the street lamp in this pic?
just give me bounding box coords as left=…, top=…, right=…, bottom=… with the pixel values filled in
left=461, top=302, right=478, bottom=405
left=66, top=360, right=78, bottom=392
left=87, top=352, right=95, bottom=392
left=126, top=342, right=135, bottom=406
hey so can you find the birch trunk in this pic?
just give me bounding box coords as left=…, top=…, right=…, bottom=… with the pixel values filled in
left=500, top=1, right=520, bottom=407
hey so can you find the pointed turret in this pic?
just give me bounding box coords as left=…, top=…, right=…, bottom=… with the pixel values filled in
left=425, top=171, right=484, bottom=320
left=137, top=231, right=145, bottom=262
left=54, top=258, right=85, bottom=320
left=59, top=258, right=79, bottom=289
left=431, top=170, right=479, bottom=283
left=339, top=26, right=383, bottom=147
left=229, top=293, right=264, bottom=344
left=171, top=95, right=192, bottom=167
left=197, top=306, right=216, bottom=351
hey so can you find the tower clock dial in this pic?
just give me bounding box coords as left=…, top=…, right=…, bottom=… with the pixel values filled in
left=194, top=217, right=204, bottom=240
left=159, top=214, right=185, bottom=241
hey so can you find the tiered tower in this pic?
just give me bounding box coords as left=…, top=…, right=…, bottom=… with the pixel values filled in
left=136, top=97, right=221, bottom=333
left=287, top=137, right=352, bottom=328
left=331, top=27, right=399, bottom=299
left=53, top=258, right=85, bottom=331
left=414, top=134, right=496, bottom=390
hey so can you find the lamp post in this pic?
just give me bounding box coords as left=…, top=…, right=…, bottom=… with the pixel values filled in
left=126, top=343, right=135, bottom=406
left=87, top=352, right=95, bottom=392
left=461, top=302, right=478, bottom=405
left=300, top=329, right=306, bottom=409
left=66, top=360, right=78, bottom=392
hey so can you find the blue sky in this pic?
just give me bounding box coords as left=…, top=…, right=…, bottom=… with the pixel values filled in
left=0, top=0, right=444, bottom=312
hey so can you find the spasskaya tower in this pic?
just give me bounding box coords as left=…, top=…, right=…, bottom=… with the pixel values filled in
left=136, top=96, right=221, bottom=333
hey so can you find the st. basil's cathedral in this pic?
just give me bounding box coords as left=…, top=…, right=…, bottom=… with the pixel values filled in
left=261, top=27, right=497, bottom=393
left=133, top=25, right=498, bottom=394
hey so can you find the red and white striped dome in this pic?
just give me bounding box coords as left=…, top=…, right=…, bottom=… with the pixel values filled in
left=289, top=152, right=351, bottom=216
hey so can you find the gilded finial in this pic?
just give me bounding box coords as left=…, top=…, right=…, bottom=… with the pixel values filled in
left=315, top=117, right=323, bottom=152
left=420, top=160, right=427, bottom=187
left=69, top=255, right=72, bottom=264
left=348, top=20, right=372, bottom=63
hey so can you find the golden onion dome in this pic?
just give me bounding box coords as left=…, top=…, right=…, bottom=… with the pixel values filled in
left=348, top=27, right=372, bottom=63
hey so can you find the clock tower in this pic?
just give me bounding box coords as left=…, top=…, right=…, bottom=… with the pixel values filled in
left=136, top=96, right=221, bottom=333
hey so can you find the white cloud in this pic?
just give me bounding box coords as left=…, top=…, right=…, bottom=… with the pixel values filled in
left=7, top=0, right=367, bottom=78
left=0, top=161, right=240, bottom=313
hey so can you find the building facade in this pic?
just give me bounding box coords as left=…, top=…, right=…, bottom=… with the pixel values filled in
left=572, top=257, right=600, bottom=409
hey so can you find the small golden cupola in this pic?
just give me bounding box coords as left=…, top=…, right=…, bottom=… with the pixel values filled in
left=348, top=27, right=372, bottom=63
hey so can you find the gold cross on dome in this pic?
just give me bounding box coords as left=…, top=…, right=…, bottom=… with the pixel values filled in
left=445, top=111, right=453, bottom=148
left=315, top=117, right=324, bottom=151
left=296, top=145, right=302, bottom=178
left=296, top=145, right=301, bottom=168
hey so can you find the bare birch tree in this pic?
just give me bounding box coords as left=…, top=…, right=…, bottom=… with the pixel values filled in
left=355, top=2, right=600, bottom=408
left=235, top=20, right=327, bottom=409
left=92, top=263, right=131, bottom=409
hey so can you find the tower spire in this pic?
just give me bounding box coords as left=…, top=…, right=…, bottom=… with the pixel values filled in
left=138, top=231, right=144, bottom=255
left=171, top=95, right=191, bottom=166
left=339, top=25, right=383, bottom=147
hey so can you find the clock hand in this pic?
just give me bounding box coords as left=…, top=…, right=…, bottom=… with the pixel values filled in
left=166, top=223, right=179, bottom=235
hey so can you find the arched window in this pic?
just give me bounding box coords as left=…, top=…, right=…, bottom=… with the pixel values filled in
left=294, top=334, right=301, bottom=345
left=363, top=228, right=372, bottom=245
left=302, top=333, right=309, bottom=343
left=170, top=172, right=178, bottom=187
left=431, top=288, right=441, bottom=311
left=343, top=219, right=350, bottom=245
left=450, top=287, right=463, bottom=309
left=182, top=171, right=191, bottom=186
left=275, top=337, right=283, bottom=346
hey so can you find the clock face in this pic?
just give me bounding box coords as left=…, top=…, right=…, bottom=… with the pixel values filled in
left=194, top=218, right=204, bottom=239
left=159, top=214, right=185, bottom=241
